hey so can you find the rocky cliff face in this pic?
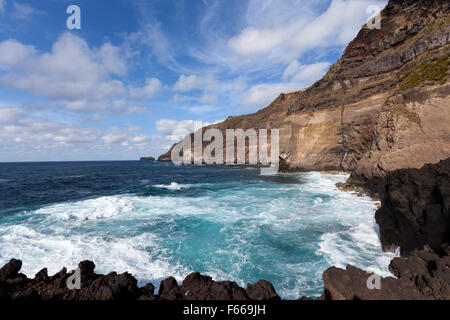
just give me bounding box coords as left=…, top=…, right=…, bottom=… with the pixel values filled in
left=375, top=158, right=450, bottom=256
left=160, top=0, right=450, bottom=181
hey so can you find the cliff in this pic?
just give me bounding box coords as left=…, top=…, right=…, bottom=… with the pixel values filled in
left=159, top=0, right=450, bottom=181
left=375, top=158, right=450, bottom=256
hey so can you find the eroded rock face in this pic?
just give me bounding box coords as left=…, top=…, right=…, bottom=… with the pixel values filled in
left=158, top=0, right=450, bottom=180
left=375, top=158, right=450, bottom=255
left=321, top=245, right=450, bottom=300
left=0, top=260, right=280, bottom=301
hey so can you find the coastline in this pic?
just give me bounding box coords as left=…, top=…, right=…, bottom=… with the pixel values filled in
left=0, top=166, right=394, bottom=299
left=0, top=159, right=449, bottom=300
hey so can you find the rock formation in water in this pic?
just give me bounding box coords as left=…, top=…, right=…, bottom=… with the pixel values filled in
left=140, top=157, right=156, bottom=161
left=159, top=0, right=450, bottom=181
left=321, top=244, right=450, bottom=300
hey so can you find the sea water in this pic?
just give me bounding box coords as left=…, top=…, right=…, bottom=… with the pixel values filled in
left=0, top=161, right=397, bottom=299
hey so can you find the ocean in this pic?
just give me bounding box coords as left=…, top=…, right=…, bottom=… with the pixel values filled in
left=0, top=161, right=397, bottom=299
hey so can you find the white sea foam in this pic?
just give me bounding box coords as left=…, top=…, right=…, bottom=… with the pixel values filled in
left=153, top=182, right=189, bottom=190
left=0, top=225, right=190, bottom=287
left=34, top=196, right=135, bottom=221
left=314, top=173, right=398, bottom=277
left=0, top=170, right=397, bottom=299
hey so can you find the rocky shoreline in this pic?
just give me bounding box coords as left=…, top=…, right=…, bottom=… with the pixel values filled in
left=1, top=246, right=448, bottom=300
left=0, top=259, right=280, bottom=301
left=1, top=158, right=449, bottom=300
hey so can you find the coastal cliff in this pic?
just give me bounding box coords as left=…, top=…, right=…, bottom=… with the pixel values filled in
left=159, top=0, right=450, bottom=300
left=2, top=0, right=449, bottom=302
left=159, top=0, right=450, bottom=181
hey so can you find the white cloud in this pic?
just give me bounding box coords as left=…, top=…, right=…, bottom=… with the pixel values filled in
left=199, top=93, right=218, bottom=105
left=282, top=61, right=331, bottom=83
left=0, top=33, right=164, bottom=117
left=0, top=111, right=166, bottom=161
left=12, top=2, right=40, bottom=20
left=155, top=118, right=221, bottom=141
left=0, top=33, right=127, bottom=101
left=241, top=61, right=330, bottom=108
left=101, top=131, right=152, bottom=147
left=242, top=82, right=299, bottom=107
left=184, top=105, right=219, bottom=115
left=0, top=107, right=26, bottom=123
left=129, top=77, right=163, bottom=98
left=173, top=74, right=215, bottom=92
left=156, top=119, right=194, bottom=137
left=227, top=0, right=387, bottom=63
left=0, top=39, right=36, bottom=66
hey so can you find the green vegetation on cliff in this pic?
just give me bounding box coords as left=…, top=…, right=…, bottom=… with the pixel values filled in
left=399, top=53, right=450, bottom=91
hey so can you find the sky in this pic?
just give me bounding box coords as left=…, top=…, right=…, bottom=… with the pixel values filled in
left=0, top=0, right=387, bottom=161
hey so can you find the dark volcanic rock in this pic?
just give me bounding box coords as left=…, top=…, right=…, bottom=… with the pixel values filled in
left=140, top=157, right=155, bottom=161
left=0, top=260, right=279, bottom=301
left=179, top=272, right=250, bottom=300
left=245, top=280, right=280, bottom=300
left=375, top=158, right=450, bottom=256
left=159, top=272, right=262, bottom=300
left=158, top=276, right=183, bottom=300
left=0, top=259, right=23, bottom=282
left=321, top=245, right=450, bottom=300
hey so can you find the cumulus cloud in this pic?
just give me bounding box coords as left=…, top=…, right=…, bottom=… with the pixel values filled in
left=0, top=33, right=127, bottom=101
left=129, top=77, right=163, bottom=98
left=0, top=108, right=167, bottom=161
left=156, top=119, right=195, bottom=141
left=0, top=39, right=36, bottom=65
left=228, top=0, right=387, bottom=62
left=0, top=33, right=164, bottom=118
left=156, top=118, right=222, bottom=141
left=102, top=128, right=152, bottom=147
left=240, top=61, right=330, bottom=108
left=173, top=74, right=215, bottom=92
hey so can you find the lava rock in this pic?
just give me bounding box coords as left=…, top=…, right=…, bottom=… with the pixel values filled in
left=321, top=245, right=450, bottom=300
left=375, top=158, right=450, bottom=255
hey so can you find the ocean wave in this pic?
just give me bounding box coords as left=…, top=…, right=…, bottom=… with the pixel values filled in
left=34, top=196, right=135, bottom=221
left=153, top=182, right=189, bottom=190
left=0, top=225, right=190, bottom=288
left=0, top=170, right=397, bottom=299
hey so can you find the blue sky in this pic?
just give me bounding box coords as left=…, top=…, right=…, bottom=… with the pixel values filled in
left=0, top=0, right=387, bottom=161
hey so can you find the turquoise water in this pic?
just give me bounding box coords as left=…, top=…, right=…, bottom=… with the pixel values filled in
left=0, top=162, right=396, bottom=299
